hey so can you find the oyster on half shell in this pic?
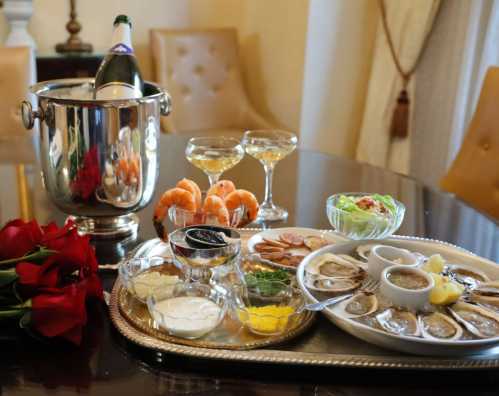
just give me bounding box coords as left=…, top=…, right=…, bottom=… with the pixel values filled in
left=337, top=254, right=368, bottom=271
left=355, top=244, right=379, bottom=261
left=334, top=292, right=378, bottom=319
left=306, top=253, right=364, bottom=278
left=419, top=312, right=463, bottom=341
left=305, top=275, right=363, bottom=294
left=376, top=308, right=421, bottom=337
left=470, top=282, right=499, bottom=313
left=446, top=264, right=490, bottom=289
left=448, top=301, right=499, bottom=339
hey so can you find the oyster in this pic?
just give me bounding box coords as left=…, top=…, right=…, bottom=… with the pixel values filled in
left=419, top=312, right=463, bottom=341
left=305, top=275, right=362, bottom=294
left=446, top=264, right=490, bottom=289
left=306, top=253, right=364, bottom=278
left=335, top=292, right=378, bottom=318
left=470, top=282, right=499, bottom=312
left=376, top=308, right=421, bottom=337
left=471, top=281, right=499, bottom=297
left=355, top=244, right=378, bottom=261
left=337, top=254, right=368, bottom=271
left=448, top=301, right=499, bottom=339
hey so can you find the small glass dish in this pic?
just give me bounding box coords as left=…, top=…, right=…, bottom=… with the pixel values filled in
left=147, top=282, right=228, bottom=339
left=326, top=192, right=405, bottom=240
left=169, top=225, right=241, bottom=284
left=232, top=282, right=305, bottom=336
left=168, top=205, right=245, bottom=229
left=119, top=256, right=184, bottom=303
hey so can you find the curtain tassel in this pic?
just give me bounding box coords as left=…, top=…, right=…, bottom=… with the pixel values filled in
left=390, top=89, right=409, bottom=138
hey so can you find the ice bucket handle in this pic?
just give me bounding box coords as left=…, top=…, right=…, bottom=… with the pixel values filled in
left=20, top=101, right=43, bottom=130
left=159, top=90, right=172, bottom=117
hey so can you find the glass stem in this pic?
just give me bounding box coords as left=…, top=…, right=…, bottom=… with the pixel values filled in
left=207, top=173, right=221, bottom=187
left=262, top=164, right=274, bottom=208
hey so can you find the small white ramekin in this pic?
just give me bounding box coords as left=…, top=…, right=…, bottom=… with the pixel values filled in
left=380, top=265, right=435, bottom=311
left=367, top=245, right=419, bottom=280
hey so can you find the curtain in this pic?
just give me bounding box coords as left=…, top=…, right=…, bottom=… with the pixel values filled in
left=299, top=0, right=378, bottom=158
left=355, top=0, right=440, bottom=175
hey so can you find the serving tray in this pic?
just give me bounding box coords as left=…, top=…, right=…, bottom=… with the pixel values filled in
left=117, top=281, right=315, bottom=350
left=109, top=230, right=499, bottom=369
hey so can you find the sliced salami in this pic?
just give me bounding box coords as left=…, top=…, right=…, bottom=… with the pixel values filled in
left=279, top=232, right=304, bottom=247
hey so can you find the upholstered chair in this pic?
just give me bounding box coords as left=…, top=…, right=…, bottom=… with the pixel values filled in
left=440, top=67, right=499, bottom=219
left=0, top=46, right=32, bottom=140
left=150, top=28, right=273, bottom=135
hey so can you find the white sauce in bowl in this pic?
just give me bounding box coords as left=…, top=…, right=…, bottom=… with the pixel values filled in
left=153, top=296, right=222, bottom=338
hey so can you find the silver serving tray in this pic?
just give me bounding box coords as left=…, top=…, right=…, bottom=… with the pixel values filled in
left=110, top=230, right=499, bottom=369
left=297, top=238, right=499, bottom=356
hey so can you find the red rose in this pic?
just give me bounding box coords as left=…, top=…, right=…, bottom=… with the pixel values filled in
left=16, top=236, right=102, bottom=300
left=31, top=282, right=87, bottom=345
left=0, top=219, right=43, bottom=260
left=40, top=220, right=80, bottom=251
left=71, top=146, right=101, bottom=200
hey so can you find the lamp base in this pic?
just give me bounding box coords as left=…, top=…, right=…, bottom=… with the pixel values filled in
left=55, top=41, right=93, bottom=54
left=69, top=213, right=139, bottom=239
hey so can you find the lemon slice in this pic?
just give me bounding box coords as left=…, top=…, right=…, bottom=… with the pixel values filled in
left=430, top=282, right=463, bottom=305
left=422, top=254, right=445, bottom=274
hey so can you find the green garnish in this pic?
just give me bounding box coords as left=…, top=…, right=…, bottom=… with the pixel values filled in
left=244, top=269, right=290, bottom=296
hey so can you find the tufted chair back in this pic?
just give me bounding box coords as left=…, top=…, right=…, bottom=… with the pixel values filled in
left=0, top=47, right=32, bottom=139
left=150, top=28, right=270, bottom=135
left=441, top=67, right=499, bottom=219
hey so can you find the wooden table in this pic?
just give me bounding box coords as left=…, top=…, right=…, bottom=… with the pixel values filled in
left=0, top=134, right=498, bottom=395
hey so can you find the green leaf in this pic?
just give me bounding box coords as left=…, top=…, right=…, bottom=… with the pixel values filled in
left=0, top=269, right=18, bottom=289
left=0, top=247, right=57, bottom=267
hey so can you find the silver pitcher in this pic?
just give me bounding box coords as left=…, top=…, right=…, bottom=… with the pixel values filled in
left=21, top=78, right=171, bottom=237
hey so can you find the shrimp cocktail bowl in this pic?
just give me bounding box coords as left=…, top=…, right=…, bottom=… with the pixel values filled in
left=153, top=178, right=259, bottom=241
left=21, top=78, right=172, bottom=237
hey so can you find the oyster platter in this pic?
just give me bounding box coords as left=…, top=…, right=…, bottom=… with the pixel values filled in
left=109, top=187, right=499, bottom=368
left=297, top=239, right=499, bottom=356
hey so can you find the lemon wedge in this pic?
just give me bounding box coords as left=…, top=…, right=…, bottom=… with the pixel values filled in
left=422, top=254, right=445, bottom=274
left=429, top=281, right=463, bottom=305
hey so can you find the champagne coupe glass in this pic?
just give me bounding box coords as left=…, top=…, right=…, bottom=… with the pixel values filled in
left=243, top=130, right=297, bottom=222
left=185, top=137, right=244, bottom=187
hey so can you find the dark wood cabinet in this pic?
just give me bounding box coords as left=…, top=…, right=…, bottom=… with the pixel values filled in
left=36, top=53, right=104, bottom=81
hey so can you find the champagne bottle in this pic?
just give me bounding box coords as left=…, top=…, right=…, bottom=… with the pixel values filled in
left=94, top=15, right=144, bottom=99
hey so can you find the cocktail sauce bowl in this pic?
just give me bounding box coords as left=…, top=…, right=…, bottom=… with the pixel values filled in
left=380, top=265, right=434, bottom=311
left=21, top=78, right=172, bottom=238
left=367, top=245, right=419, bottom=280
left=326, top=193, right=405, bottom=240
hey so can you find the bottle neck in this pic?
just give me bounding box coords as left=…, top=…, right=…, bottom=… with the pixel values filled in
left=109, top=23, right=133, bottom=54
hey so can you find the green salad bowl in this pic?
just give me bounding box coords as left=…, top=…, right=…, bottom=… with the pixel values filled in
left=326, top=193, right=405, bottom=240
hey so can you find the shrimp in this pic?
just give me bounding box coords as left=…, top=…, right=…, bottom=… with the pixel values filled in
left=202, top=195, right=230, bottom=226
left=206, top=180, right=236, bottom=199
left=153, top=187, right=197, bottom=240
left=224, top=189, right=259, bottom=226
left=176, top=178, right=202, bottom=210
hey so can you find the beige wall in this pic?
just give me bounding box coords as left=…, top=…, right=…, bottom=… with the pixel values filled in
left=0, top=0, right=308, bottom=131
left=238, top=0, right=309, bottom=130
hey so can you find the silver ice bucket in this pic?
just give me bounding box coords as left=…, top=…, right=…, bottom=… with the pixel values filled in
left=21, top=78, right=172, bottom=237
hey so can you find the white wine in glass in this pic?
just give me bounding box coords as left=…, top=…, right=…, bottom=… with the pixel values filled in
left=185, top=137, right=244, bottom=187
left=243, top=130, right=297, bottom=222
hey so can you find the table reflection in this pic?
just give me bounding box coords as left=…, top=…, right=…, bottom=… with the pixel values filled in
left=0, top=135, right=496, bottom=264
